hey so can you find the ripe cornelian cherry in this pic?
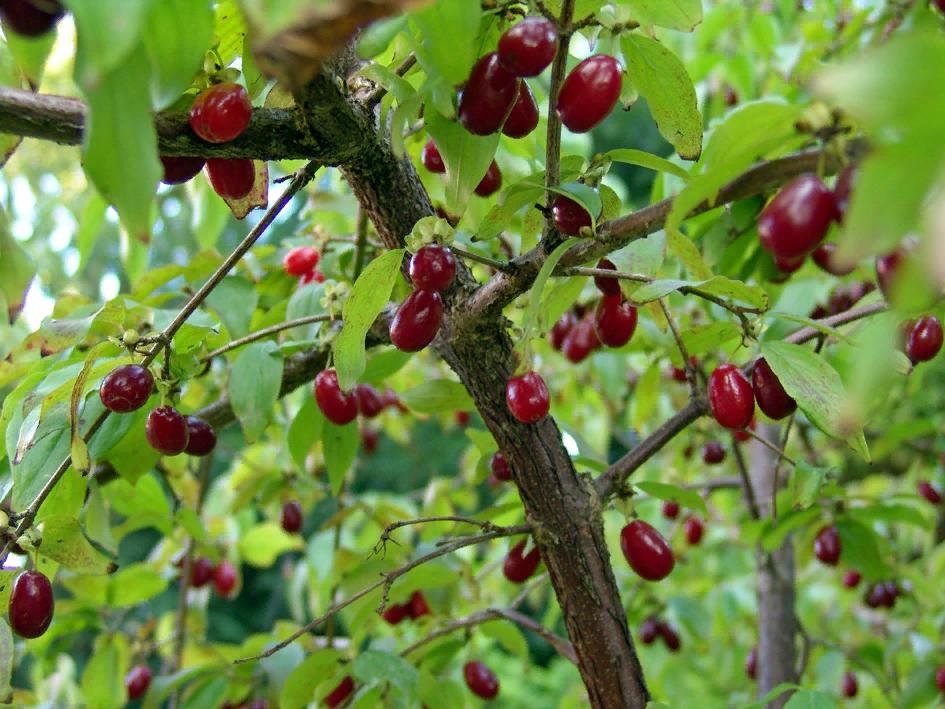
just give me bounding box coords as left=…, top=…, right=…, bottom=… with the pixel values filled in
left=814, top=525, right=841, bottom=565
left=745, top=647, right=757, bottom=680
left=841, top=671, right=858, bottom=698
left=360, top=426, right=379, bottom=454
left=190, top=556, right=215, bottom=588
left=283, top=246, right=320, bottom=277
left=594, top=294, right=637, bottom=348
left=557, top=55, right=623, bottom=133
left=842, top=569, right=861, bottom=588
left=213, top=560, right=238, bottom=597
left=662, top=501, right=680, bottom=520
left=639, top=615, right=660, bottom=644
left=594, top=258, right=621, bottom=296
left=561, top=314, right=600, bottom=363
left=189, top=83, right=252, bottom=144
left=875, top=248, right=905, bottom=300
left=464, top=661, right=500, bottom=699
left=420, top=140, right=445, bottom=173
left=751, top=357, right=797, bottom=420
left=315, top=369, right=358, bottom=425
left=905, top=314, right=943, bottom=363
left=353, top=383, right=384, bottom=418
left=621, top=520, right=674, bottom=581
left=280, top=500, right=303, bottom=533
left=702, top=440, right=725, bottom=464
left=757, top=175, right=839, bottom=262
left=658, top=621, right=681, bottom=651
left=9, top=570, right=54, bottom=638
left=100, top=363, right=154, bottom=413
left=458, top=52, right=520, bottom=136
left=936, top=665, right=945, bottom=693
left=549, top=310, right=577, bottom=350
left=506, top=371, right=550, bottom=423
left=408, top=590, right=431, bottom=618
left=502, top=81, right=540, bottom=138
left=382, top=601, right=409, bottom=624
left=184, top=416, right=217, bottom=456
left=708, top=364, right=755, bottom=430
left=502, top=539, right=541, bottom=583
left=551, top=194, right=593, bottom=236
left=918, top=480, right=942, bottom=504
left=863, top=581, right=895, bottom=609
left=474, top=160, right=502, bottom=197
left=490, top=451, right=512, bottom=481
left=300, top=270, right=324, bottom=286
left=497, top=16, right=558, bottom=77
left=206, top=158, right=255, bottom=200
left=323, top=676, right=354, bottom=709
left=160, top=156, right=206, bottom=185
left=811, top=243, right=856, bottom=276
left=145, top=405, right=189, bottom=456
left=409, top=244, right=456, bottom=292
left=833, top=164, right=859, bottom=223
left=684, top=517, right=704, bottom=545
left=389, top=290, right=444, bottom=352
left=125, top=664, right=153, bottom=700
left=0, top=0, right=63, bottom=37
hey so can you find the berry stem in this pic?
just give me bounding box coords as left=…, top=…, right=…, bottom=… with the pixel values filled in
left=728, top=427, right=762, bottom=521
left=200, top=313, right=335, bottom=363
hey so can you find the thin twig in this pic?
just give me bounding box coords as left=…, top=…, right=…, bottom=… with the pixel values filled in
left=200, top=313, right=334, bottom=362
left=730, top=431, right=762, bottom=520
left=658, top=298, right=696, bottom=399
left=362, top=53, right=417, bottom=107
left=451, top=246, right=508, bottom=271
left=372, top=515, right=515, bottom=558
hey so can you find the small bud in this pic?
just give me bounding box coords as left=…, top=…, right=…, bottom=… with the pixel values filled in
left=122, top=329, right=140, bottom=346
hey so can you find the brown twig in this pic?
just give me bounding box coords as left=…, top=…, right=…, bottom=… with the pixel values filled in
left=200, top=313, right=334, bottom=362
left=730, top=431, right=762, bottom=520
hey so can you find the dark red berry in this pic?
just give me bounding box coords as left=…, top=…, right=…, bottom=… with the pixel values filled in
left=682, top=444, right=693, bottom=458
left=300, top=270, right=324, bottom=286
left=875, top=249, right=904, bottom=301
left=701, top=441, right=725, bottom=464
left=811, top=243, right=856, bottom=276
left=145, top=405, right=189, bottom=456
left=189, top=83, right=252, bottom=144
left=918, top=480, right=942, bottom=504
left=283, top=246, right=320, bottom=277
left=455, top=411, right=471, bottom=427
left=506, top=371, right=550, bottom=423
left=751, top=357, right=797, bottom=420
left=409, top=245, right=456, bottom=292
left=100, top=364, right=154, bottom=413
left=842, top=569, right=861, bottom=588
left=213, top=560, right=238, bottom=597
left=827, top=286, right=855, bottom=315
left=206, top=158, right=255, bottom=200
left=280, top=500, right=303, bottom=534
left=389, top=290, right=444, bottom=352
left=502, top=81, right=540, bottom=138
left=773, top=253, right=806, bottom=277
left=620, top=520, right=674, bottom=581
left=407, top=591, right=431, bottom=619
left=353, top=383, right=384, bottom=418
left=497, top=16, right=558, bottom=77
left=463, top=661, right=499, bottom=699
left=458, top=52, right=520, bottom=136
left=657, top=622, right=680, bottom=651
left=190, top=556, right=215, bottom=588
left=125, top=664, right=153, bottom=700
left=594, top=295, right=637, bottom=348
left=502, top=539, right=541, bottom=583
left=906, top=315, right=943, bottom=364
left=594, top=258, right=621, bottom=296
left=0, top=0, right=63, bottom=37
left=684, top=517, right=704, bottom=545
left=314, top=369, right=358, bottom=425
left=734, top=417, right=756, bottom=443
left=184, top=416, right=216, bottom=456
left=420, top=140, right=445, bottom=173
left=360, top=426, right=379, bottom=454
left=560, top=314, right=600, bottom=363
left=662, top=501, right=680, bottom=520
left=758, top=175, right=838, bottom=262
left=9, top=570, right=53, bottom=639
left=935, top=665, right=945, bottom=692
left=490, top=451, right=512, bottom=481
left=381, top=389, right=408, bottom=413
left=160, top=156, right=206, bottom=185
left=474, top=160, right=502, bottom=197
left=708, top=364, right=755, bottom=430
left=669, top=366, right=687, bottom=382
left=833, top=164, right=859, bottom=223
left=382, top=602, right=409, bottom=625
left=551, top=194, right=593, bottom=236
left=323, top=676, right=354, bottom=709
left=557, top=55, right=622, bottom=133
left=841, top=671, right=858, bottom=698
left=549, top=311, right=577, bottom=350
left=863, top=581, right=893, bottom=609
left=724, top=85, right=738, bottom=107
left=814, top=525, right=841, bottom=566
left=745, top=647, right=757, bottom=680
left=639, top=615, right=660, bottom=644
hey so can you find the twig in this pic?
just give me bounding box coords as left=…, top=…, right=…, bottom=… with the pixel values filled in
left=200, top=313, right=334, bottom=362
left=729, top=431, right=761, bottom=520
left=658, top=298, right=696, bottom=399
left=353, top=207, right=369, bottom=279
left=372, top=516, right=515, bottom=558
left=451, top=246, right=508, bottom=271
left=362, top=53, right=417, bottom=107
left=769, top=413, right=796, bottom=524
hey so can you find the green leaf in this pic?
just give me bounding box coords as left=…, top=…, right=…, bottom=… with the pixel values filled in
left=70, top=0, right=152, bottom=89
left=849, top=503, right=931, bottom=531
left=767, top=312, right=856, bottom=347
left=352, top=650, right=418, bottom=697
left=782, top=688, right=839, bottom=709
left=141, top=0, right=212, bottom=109
left=480, top=619, right=529, bottom=660
left=323, top=420, right=360, bottom=496
left=399, top=380, right=474, bottom=414
left=85, top=480, right=118, bottom=555
left=287, top=395, right=323, bottom=471
left=358, top=16, right=408, bottom=59
left=677, top=322, right=740, bottom=363
left=285, top=282, right=328, bottom=341
left=834, top=518, right=888, bottom=579
left=524, top=238, right=582, bottom=339
left=538, top=276, right=586, bottom=335
left=792, top=462, right=831, bottom=508
left=4, top=26, right=56, bottom=89
left=900, top=658, right=941, bottom=709
left=475, top=185, right=544, bottom=242
left=108, top=564, right=169, bottom=607
left=0, top=207, right=35, bottom=325
left=280, top=650, right=343, bottom=709
left=0, top=618, right=11, bottom=702
left=238, top=522, right=306, bottom=568
left=104, top=404, right=161, bottom=484
left=141, top=666, right=223, bottom=709
left=622, top=35, right=702, bottom=159
left=759, top=507, right=820, bottom=552
left=335, top=249, right=405, bottom=391
left=37, top=515, right=118, bottom=575
left=259, top=642, right=304, bottom=696
left=80, top=635, right=128, bottom=709
left=596, top=148, right=691, bottom=181
left=635, top=481, right=709, bottom=518
left=179, top=676, right=228, bottom=709
left=174, top=508, right=211, bottom=543
left=229, top=341, right=284, bottom=443
left=77, top=194, right=109, bottom=274
left=361, top=348, right=413, bottom=385
left=623, top=0, right=703, bottom=31
left=632, top=363, right=660, bottom=430
left=546, top=183, right=603, bottom=232
left=205, top=276, right=259, bottom=341
left=410, top=0, right=479, bottom=86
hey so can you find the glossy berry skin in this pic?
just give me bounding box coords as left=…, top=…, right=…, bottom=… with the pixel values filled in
left=875, top=249, right=904, bottom=301
left=458, top=52, right=520, bottom=136
left=757, top=175, right=838, bottom=261
left=639, top=615, right=660, bottom=644
left=389, top=290, right=444, bottom=352
left=463, top=661, right=499, bottom=699
left=283, top=246, right=320, bottom=277
left=160, top=156, right=206, bottom=185
left=620, top=520, right=675, bottom=581
left=561, top=315, right=599, bottom=363
left=833, top=164, right=859, bottom=223
left=9, top=570, right=54, bottom=639
left=125, top=664, right=153, bottom=700
left=99, top=364, right=154, bottom=413
left=409, top=245, right=456, bottom=292
left=814, top=525, right=842, bottom=566
left=751, top=357, right=797, bottom=420
left=474, top=160, right=502, bottom=197
left=551, top=194, right=593, bottom=236
left=557, top=55, right=623, bottom=133
left=935, top=665, right=945, bottom=693
left=497, top=16, right=558, bottom=77
left=408, top=591, right=431, bottom=619
left=594, top=258, right=621, bottom=296
left=502, top=81, right=540, bottom=138
left=506, top=371, right=550, bottom=423
left=702, top=441, right=725, bottom=464
left=189, top=83, right=252, bottom=144
left=745, top=647, right=757, bottom=680
left=323, top=676, right=354, bottom=709
left=184, top=416, right=216, bottom=456
left=146, top=406, right=189, bottom=456
left=420, top=140, right=445, bottom=173
left=490, top=451, right=512, bottom=481
left=503, top=539, right=541, bottom=583
left=658, top=622, right=681, bottom=652
left=662, top=501, right=680, bottom=520
left=0, top=0, right=63, bottom=37
left=842, top=569, right=861, bottom=589
left=906, top=314, right=943, bottom=363
left=213, top=560, right=238, bottom=597
left=708, top=364, right=755, bottom=430
left=841, top=671, right=858, bottom=698
left=811, top=243, right=856, bottom=276
left=206, top=158, right=255, bottom=200
left=684, top=517, right=704, bottom=545
left=918, top=480, right=942, bottom=504
left=353, top=383, right=384, bottom=418
left=314, top=369, right=358, bottom=425
left=549, top=310, right=577, bottom=350
left=190, top=557, right=215, bottom=588
left=280, top=500, right=303, bottom=534
left=594, top=295, right=637, bottom=348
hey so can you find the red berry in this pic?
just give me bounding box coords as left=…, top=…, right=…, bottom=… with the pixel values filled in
left=0, top=0, right=63, bottom=37
left=549, top=311, right=577, bottom=350
left=594, top=258, right=621, bottom=296
left=918, top=480, right=942, bottom=504
left=935, top=665, right=945, bottom=692
left=758, top=174, right=839, bottom=262
left=502, top=81, right=540, bottom=138
left=734, top=417, right=756, bottom=443
left=145, top=406, right=189, bottom=456
left=833, top=164, right=859, bottom=223
left=280, top=500, right=303, bottom=534
left=389, top=290, right=444, bottom=352
left=684, top=517, right=704, bottom=545
left=99, top=364, right=154, bottom=413
left=863, top=581, right=893, bottom=608
left=458, top=52, right=520, bottom=136
left=745, top=647, right=757, bottom=680
left=502, top=539, right=541, bottom=583
left=189, top=83, right=252, bottom=144
left=283, top=246, right=320, bottom=277
left=639, top=615, right=660, bottom=644
left=773, top=253, right=806, bottom=276
left=184, top=416, right=216, bottom=456
left=455, top=411, right=471, bottom=426
left=474, top=160, right=502, bottom=197
left=875, top=248, right=904, bottom=301
left=497, top=16, right=558, bottom=77
left=594, top=295, right=637, bottom=348
left=206, top=158, right=255, bottom=200
left=751, top=357, right=797, bottom=420
left=669, top=366, right=687, bottom=382
left=620, top=520, right=675, bottom=581
left=125, top=664, right=153, bottom=700
left=841, top=671, right=858, bottom=698
left=701, top=441, right=725, bottom=464
left=409, top=245, right=456, bottom=292
left=407, top=590, right=431, bottom=619
left=906, top=314, right=943, bottom=363
left=299, top=270, right=324, bottom=286
left=353, top=383, right=384, bottom=418
left=9, top=570, right=54, bottom=639
left=190, top=556, right=215, bottom=588
left=463, top=661, right=499, bottom=699
left=381, top=389, right=408, bottom=413
left=506, top=371, right=550, bottom=423
left=842, top=569, right=861, bottom=588
left=323, top=676, right=354, bottom=709
left=814, top=525, right=842, bottom=566
left=556, top=55, right=623, bottom=133
left=657, top=622, right=681, bottom=651
left=682, top=444, right=693, bottom=459
left=382, top=602, right=409, bottom=625
left=490, top=451, right=512, bottom=481
left=662, top=501, right=680, bottom=520
left=160, top=156, right=206, bottom=185
left=708, top=364, right=755, bottom=430
left=213, top=560, right=238, bottom=597
left=551, top=194, right=594, bottom=236
left=420, top=140, right=445, bottom=173
left=560, top=314, right=600, bottom=363
left=360, top=426, right=379, bottom=454
left=314, top=369, right=358, bottom=425
left=811, top=243, right=856, bottom=276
